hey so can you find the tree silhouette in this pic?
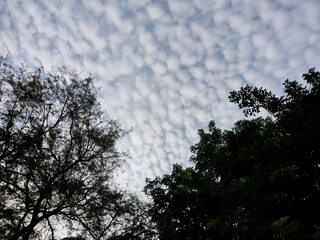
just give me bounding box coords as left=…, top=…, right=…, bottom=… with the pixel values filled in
left=145, top=68, right=320, bottom=240
left=0, top=57, right=156, bottom=240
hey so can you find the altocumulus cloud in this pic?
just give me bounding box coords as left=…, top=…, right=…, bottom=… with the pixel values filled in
left=1, top=0, right=320, bottom=192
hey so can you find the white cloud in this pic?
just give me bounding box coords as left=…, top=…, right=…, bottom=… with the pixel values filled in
left=204, top=57, right=226, bottom=73
left=130, top=131, right=144, bottom=146
left=166, top=55, right=180, bottom=72
left=199, top=29, right=216, bottom=49
left=146, top=4, right=165, bottom=20
left=135, top=74, right=153, bottom=97
left=106, top=4, right=122, bottom=26
left=305, top=48, right=320, bottom=68
left=128, top=0, right=150, bottom=8
left=272, top=10, right=290, bottom=31
left=181, top=82, right=199, bottom=99
left=180, top=52, right=198, bottom=66
left=151, top=61, right=167, bottom=75
left=1, top=0, right=320, bottom=194
left=228, top=14, right=251, bottom=36
left=251, top=33, right=268, bottom=49
left=189, top=66, right=206, bottom=80
left=138, top=28, right=158, bottom=54
left=154, top=22, right=170, bottom=42
left=104, top=4, right=134, bottom=34
left=300, top=1, right=320, bottom=31
left=237, top=37, right=254, bottom=61
left=265, top=41, right=286, bottom=62
left=194, top=0, right=214, bottom=13
left=168, top=0, right=196, bottom=19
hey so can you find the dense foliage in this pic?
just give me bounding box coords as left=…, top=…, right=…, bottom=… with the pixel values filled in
left=145, top=68, right=320, bottom=239
left=0, top=57, right=156, bottom=240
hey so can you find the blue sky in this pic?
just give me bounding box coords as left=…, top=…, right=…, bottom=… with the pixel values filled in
left=1, top=0, right=320, bottom=193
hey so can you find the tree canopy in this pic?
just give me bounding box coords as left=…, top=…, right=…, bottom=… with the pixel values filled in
left=0, top=57, right=156, bottom=240
left=145, top=68, right=320, bottom=240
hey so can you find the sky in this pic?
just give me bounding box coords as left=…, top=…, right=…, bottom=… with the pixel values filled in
left=1, top=0, right=320, bottom=194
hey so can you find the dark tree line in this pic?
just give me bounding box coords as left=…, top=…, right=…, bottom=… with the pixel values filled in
left=0, top=57, right=156, bottom=240
left=145, top=68, right=320, bottom=239
left=1, top=56, right=319, bottom=240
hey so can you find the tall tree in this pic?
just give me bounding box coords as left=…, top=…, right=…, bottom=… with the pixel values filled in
left=145, top=68, right=320, bottom=240
left=0, top=57, right=155, bottom=240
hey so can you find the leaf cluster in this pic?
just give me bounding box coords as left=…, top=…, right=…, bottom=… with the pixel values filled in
left=145, top=68, right=320, bottom=239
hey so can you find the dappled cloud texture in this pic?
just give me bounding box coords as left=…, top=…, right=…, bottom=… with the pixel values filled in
left=1, top=0, right=320, bottom=192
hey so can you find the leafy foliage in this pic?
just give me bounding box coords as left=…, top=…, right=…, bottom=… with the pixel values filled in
left=145, top=68, right=320, bottom=239
left=0, top=57, right=156, bottom=240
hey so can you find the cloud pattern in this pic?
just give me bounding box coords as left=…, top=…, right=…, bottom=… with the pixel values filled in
left=1, top=0, right=320, bottom=192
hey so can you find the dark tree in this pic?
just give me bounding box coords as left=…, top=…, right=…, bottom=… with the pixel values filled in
left=145, top=68, right=320, bottom=240
left=0, top=57, right=156, bottom=240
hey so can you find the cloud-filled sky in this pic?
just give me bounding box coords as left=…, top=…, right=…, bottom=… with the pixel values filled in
left=1, top=0, right=320, bottom=193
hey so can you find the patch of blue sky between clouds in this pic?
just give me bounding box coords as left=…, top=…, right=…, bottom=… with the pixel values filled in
left=1, top=0, right=320, bottom=193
